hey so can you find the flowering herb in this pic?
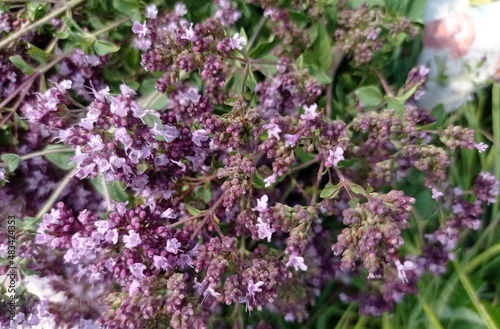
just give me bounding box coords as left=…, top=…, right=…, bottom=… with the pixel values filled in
left=0, top=0, right=499, bottom=328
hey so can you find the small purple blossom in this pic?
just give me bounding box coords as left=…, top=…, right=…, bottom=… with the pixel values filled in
left=262, top=123, right=281, bottom=140
left=123, top=230, right=142, bottom=249
left=300, top=103, right=319, bottom=120
left=395, top=260, right=415, bottom=283
left=153, top=255, right=169, bottom=270
left=165, top=238, right=181, bottom=254
left=286, top=253, right=308, bottom=271
left=192, top=129, right=209, bottom=146
left=431, top=188, right=443, bottom=200
left=256, top=217, right=274, bottom=242
left=264, top=173, right=277, bottom=187
left=132, top=21, right=148, bottom=38
left=229, top=33, right=246, bottom=50
left=325, top=147, right=344, bottom=167
left=129, top=263, right=146, bottom=279
left=252, top=195, right=269, bottom=213
left=161, top=208, right=176, bottom=219
left=145, top=4, right=158, bottom=19
left=474, top=142, right=488, bottom=153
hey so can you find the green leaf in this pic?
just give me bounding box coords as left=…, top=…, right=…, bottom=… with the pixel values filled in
left=296, top=54, right=305, bottom=71
left=249, top=35, right=275, bottom=58
left=196, top=184, right=212, bottom=204
left=320, top=182, right=340, bottom=199
left=386, top=97, right=405, bottom=116
left=294, top=148, right=315, bottom=162
left=355, top=85, right=384, bottom=107
left=44, top=145, right=75, bottom=170
left=112, top=0, right=141, bottom=21
left=252, top=171, right=266, bottom=189
left=90, top=178, right=129, bottom=202
left=27, top=44, right=48, bottom=65
left=185, top=204, right=203, bottom=216
left=20, top=216, right=39, bottom=232
left=142, top=113, right=162, bottom=127
left=311, top=69, right=332, bottom=85
left=93, top=40, right=120, bottom=56
left=313, top=22, right=332, bottom=71
left=224, top=97, right=238, bottom=106
left=27, top=2, right=49, bottom=20
left=1, top=153, right=21, bottom=172
left=349, top=183, right=366, bottom=196
left=9, top=56, right=35, bottom=75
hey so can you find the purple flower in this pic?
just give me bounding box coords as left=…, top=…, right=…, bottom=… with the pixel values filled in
left=325, top=147, right=344, bottom=167
left=88, top=134, right=104, bottom=152
left=263, top=122, right=281, bottom=140
left=252, top=195, right=269, bottom=213
left=247, top=280, right=264, bottom=296
left=264, top=173, right=277, bottom=188
left=151, top=122, right=180, bottom=142
left=395, top=260, right=415, bottom=283
left=105, top=228, right=119, bottom=244
left=153, top=255, right=169, bottom=270
left=174, top=3, right=188, bottom=16
left=192, top=129, right=209, bottom=146
left=286, top=253, right=307, bottom=271
left=120, top=84, right=136, bottom=97
left=123, top=230, right=142, bottom=249
left=115, top=127, right=133, bottom=151
left=202, top=287, right=221, bottom=303
left=132, top=21, right=148, bottom=38
left=256, top=217, right=274, bottom=242
left=284, top=133, right=300, bottom=147
left=229, top=33, right=246, bottom=50
left=129, top=280, right=141, bottom=295
left=165, top=238, right=181, bottom=254
left=129, top=263, right=146, bottom=279
left=94, top=220, right=114, bottom=234
left=160, top=208, right=176, bottom=219
left=180, top=23, right=196, bottom=42
left=474, top=142, right=488, bottom=153
left=133, top=37, right=152, bottom=51
left=431, top=188, right=443, bottom=200
left=145, top=4, right=158, bottom=19
left=300, top=103, right=319, bottom=120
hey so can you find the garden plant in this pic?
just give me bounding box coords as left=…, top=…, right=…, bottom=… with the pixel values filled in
left=1, top=0, right=500, bottom=328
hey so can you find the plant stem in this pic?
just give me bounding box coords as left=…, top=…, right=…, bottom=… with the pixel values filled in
left=0, top=52, right=68, bottom=112
left=92, top=17, right=130, bottom=37
left=326, top=46, right=344, bottom=119
left=20, top=147, right=74, bottom=161
left=100, top=175, right=112, bottom=212
left=311, top=160, right=325, bottom=206
left=0, top=0, right=85, bottom=50
left=247, top=16, right=266, bottom=50
left=35, top=168, right=78, bottom=220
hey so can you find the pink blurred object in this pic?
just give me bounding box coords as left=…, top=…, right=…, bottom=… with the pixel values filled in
left=418, top=0, right=500, bottom=111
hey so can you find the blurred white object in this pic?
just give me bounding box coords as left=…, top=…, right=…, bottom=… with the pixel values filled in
left=418, top=0, right=500, bottom=111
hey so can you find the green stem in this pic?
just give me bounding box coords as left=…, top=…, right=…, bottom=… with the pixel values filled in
left=465, top=243, right=500, bottom=274
left=247, top=16, right=266, bottom=50
left=453, top=260, right=499, bottom=329
left=35, top=168, right=78, bottom=220
left=20, top=147, right=74, bottom=162
left=100, top=175, right=112, bottom=212
left=418, top=298, right=445, bottom=329
left=0, top=0, right=85, bottom=50
left=92, top=17, right=130, bottom=37
left=491, top=83, right=500, bottom=229
left=0, top=53, right=68, bottom=111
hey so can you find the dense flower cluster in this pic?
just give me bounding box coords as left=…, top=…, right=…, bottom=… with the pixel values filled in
left=0, top=1, right=499, bottom=328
